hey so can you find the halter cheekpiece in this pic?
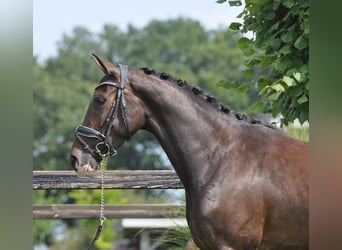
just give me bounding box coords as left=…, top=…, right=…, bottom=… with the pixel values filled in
left=74, top=64, right=130, bottom=161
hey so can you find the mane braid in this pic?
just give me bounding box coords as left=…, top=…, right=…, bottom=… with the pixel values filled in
left=140, top=67, right=275, bottom=129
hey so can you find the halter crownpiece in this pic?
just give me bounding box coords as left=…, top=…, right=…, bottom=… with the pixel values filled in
left=74, top=64, right=130, bottom=162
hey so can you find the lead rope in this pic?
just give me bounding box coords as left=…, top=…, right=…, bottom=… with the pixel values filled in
left=87, top=160, right=107, bottom=250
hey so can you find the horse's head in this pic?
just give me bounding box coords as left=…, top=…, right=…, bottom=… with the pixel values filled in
left=70, top=54, right=145, bottom=173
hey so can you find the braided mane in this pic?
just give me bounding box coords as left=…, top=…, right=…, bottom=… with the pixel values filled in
left=140, top=67, right=275, bottom=129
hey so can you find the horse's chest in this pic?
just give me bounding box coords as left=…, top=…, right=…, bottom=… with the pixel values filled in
left=185, top=192, right=232, bottom=248
left=185, top=184, right=266, bottom=249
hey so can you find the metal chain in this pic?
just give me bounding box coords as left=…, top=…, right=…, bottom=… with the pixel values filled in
left=99, top=161, right=106, bottom=225
left=87, top=159, right=107, bottom=250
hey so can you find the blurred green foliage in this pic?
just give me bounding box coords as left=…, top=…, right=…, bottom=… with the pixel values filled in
left=217, top=0, right=309, bottom=126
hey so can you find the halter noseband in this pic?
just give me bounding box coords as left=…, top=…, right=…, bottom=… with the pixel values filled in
left=74, top=64, right=130, bottom=161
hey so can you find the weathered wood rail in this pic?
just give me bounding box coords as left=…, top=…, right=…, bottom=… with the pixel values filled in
left=33, top=204, right=184, bottom=219
left=33, top=170, right=185, bottom=219
left=33, top=170, right=183, bottom=190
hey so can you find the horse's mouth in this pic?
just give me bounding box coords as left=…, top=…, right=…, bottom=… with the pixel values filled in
left=75, top=164, right=96, bottom=174
left=70, top=154, right=99, bottom=174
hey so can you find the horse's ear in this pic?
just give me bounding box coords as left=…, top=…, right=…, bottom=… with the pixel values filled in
left=91, top=53, right=117, bottom=75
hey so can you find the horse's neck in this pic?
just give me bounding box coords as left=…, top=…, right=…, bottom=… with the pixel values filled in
left=131, top=73, right=238, bottom=189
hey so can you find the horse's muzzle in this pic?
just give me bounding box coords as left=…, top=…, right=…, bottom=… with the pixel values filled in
left=70, top=148, right=99, bottom=174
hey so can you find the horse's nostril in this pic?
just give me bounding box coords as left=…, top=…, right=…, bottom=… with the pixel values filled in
left=70, top=155, right=78, bottom=169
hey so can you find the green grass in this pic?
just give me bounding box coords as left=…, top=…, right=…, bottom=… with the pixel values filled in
left=286, top=124, right=309, bottom=141
left=162, top=226, right=199, bottom=250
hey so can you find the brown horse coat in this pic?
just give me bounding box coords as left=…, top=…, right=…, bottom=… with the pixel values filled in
left=70, top=55, right=309, bottom=249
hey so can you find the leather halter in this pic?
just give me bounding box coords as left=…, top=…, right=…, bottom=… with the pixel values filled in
left=74, top=64, right=130, bottom=161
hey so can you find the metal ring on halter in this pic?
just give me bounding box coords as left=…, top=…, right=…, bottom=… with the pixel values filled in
left=95, top=142, right=117, bottom=158
left=95, top=142, right=109, bottom=157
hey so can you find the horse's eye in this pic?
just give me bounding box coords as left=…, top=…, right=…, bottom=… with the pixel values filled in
left=94, top=96, right=106, bottom=105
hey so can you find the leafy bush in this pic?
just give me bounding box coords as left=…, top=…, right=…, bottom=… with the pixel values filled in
left=217, top=0, right=309, bottom=126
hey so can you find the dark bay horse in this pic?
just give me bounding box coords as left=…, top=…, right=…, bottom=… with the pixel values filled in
left=70, top=54, right=309, bottom=250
